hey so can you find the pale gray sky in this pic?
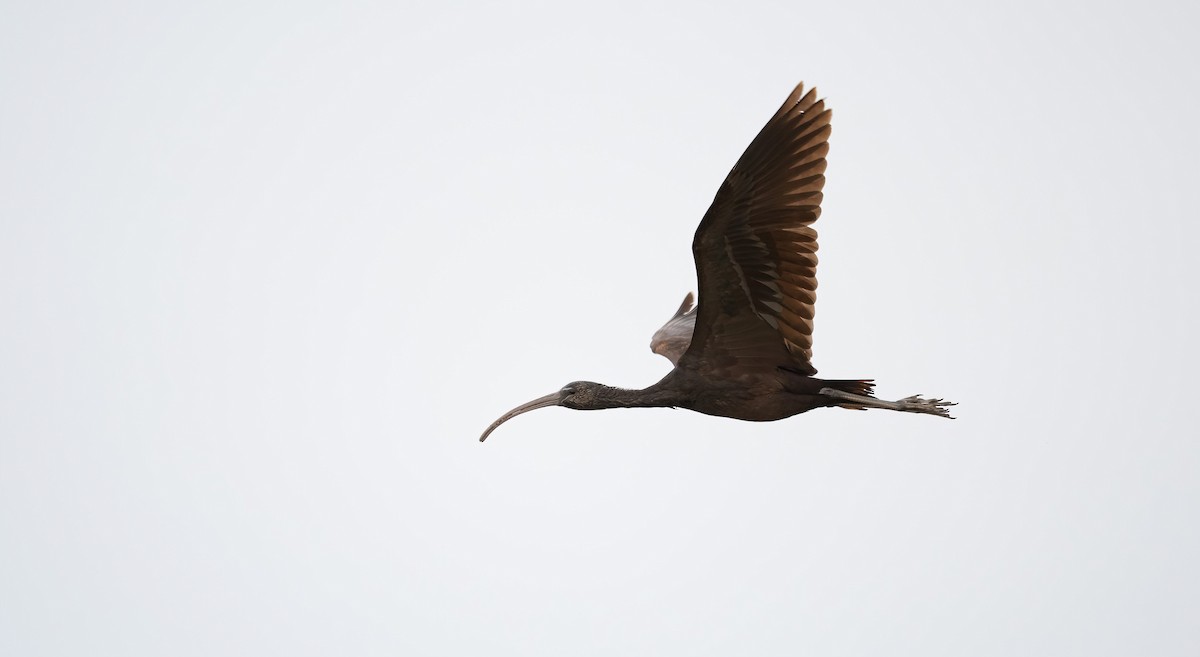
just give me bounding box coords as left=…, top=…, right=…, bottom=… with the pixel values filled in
left=2, top=1, right=1198, bottom=655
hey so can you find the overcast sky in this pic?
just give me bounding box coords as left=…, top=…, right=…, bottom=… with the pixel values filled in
left=3, top=1, right=1198, bottom=655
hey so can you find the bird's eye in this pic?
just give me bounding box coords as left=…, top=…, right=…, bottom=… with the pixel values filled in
left=561, top=386, right=576, bottom=395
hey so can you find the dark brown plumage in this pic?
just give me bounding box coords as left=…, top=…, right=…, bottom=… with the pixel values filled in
left=480, top=83, right=953, bottom=442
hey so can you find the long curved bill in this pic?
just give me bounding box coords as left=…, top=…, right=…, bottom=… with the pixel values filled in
left=479, top=392, right=560, bottom=442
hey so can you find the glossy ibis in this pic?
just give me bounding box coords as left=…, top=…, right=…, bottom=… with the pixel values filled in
left=480, top=82, right=953, bottom=442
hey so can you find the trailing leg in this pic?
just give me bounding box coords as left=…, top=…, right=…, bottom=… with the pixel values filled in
left=820, top=387, right=955, bottom=419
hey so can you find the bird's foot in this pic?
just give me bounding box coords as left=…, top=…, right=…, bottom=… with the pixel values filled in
left=895, top=394, right=956, bottom=419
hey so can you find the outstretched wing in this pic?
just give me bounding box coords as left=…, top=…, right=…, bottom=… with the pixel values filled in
left=650, top=293, right=697, bottom=365
left=679, top=83, right=830, bottom=376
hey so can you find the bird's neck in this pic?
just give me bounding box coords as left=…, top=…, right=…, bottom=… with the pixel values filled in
left=588, top=382, right=683, bottom=409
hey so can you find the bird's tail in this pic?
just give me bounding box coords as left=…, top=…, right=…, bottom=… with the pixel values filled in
left=822, top=379, right=875, bottom=409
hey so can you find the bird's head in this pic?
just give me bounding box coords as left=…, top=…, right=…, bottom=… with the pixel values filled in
left=557, top=381, right=609, bottom=409
left=478, top=381, right=605, bottom=442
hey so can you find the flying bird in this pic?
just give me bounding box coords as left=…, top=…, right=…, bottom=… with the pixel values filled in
left=480, top=83, right=953, bottom=442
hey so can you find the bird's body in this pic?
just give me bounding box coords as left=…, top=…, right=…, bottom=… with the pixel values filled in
left=551, top=360, right=873, bottom=422
left=480, top=83, right=953, bottom=442
left=664, top=368, right=810, bottom=422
